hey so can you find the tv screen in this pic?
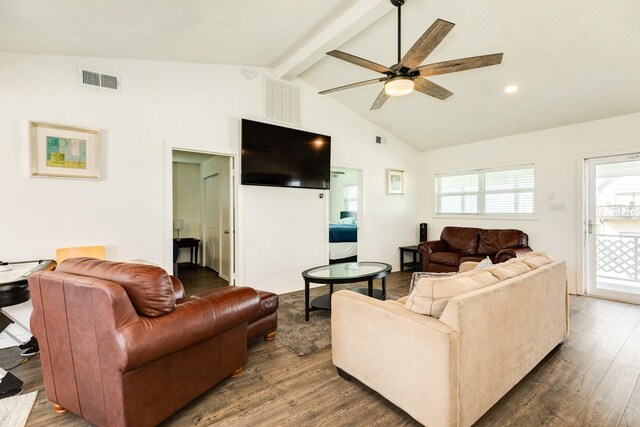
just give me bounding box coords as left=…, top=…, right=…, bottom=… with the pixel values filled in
left=241, top=119, right=331, bottom=190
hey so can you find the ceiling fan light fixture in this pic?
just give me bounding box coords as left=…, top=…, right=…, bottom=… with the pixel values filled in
left=504, top=85, right=519, bottom=94
left=384, top=76, right=414, bottom=96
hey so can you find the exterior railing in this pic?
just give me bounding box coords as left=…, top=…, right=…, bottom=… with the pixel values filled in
left=597, top=205, right=640, bottom=220
left=597, top=233, right=640, bottom=283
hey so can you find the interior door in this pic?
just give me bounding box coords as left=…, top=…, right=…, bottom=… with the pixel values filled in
left=585, top=154, right=640, bottom=304
left=328, top=167, right=362, bottom=263
left=204, top=173, right=220, bottom=272
left=219, top=157, right=232, bottom=281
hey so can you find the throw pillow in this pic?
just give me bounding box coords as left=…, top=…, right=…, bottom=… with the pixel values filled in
left=475, top=256, right=493, bottom=269
left=409, top=271, right=456, bottom=293
left=520, top=251, right=555, bottom=269
left=488, top=258, right=531, bottom=281
left=404, top=269, right=499, bottom=318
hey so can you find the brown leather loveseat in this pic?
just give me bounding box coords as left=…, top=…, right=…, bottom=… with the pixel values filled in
left=418, top=226, right=532, bottom=272
left=28, top=257, right=262, bottom=427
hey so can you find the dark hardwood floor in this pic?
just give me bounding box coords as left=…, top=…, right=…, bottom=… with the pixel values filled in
left=176, top=264, right=228, bottom=297
left=3, top=270, right=640, bottom=426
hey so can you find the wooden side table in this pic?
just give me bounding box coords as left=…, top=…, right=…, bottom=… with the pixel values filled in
left=399, top=245, right=422, bottom=272
left=173, top=238, right=200, bottom=267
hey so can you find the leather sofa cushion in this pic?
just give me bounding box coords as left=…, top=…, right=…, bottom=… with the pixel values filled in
left=57, top=257, right=176, bottom=317
left=441, top=227, right=479, bottom=254
left=488, top=258, right=531, bottom=281
left=477, top=229, right=528, bottom=256
left=430, top=251, right=468, bottom=267
left=404, top=269, right=499, bottom=318
left=520, top=251, right=555, bottom=269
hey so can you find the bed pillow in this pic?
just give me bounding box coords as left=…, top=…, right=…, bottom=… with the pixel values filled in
left=404, top=269, right=499, bottom=318
left=337, top=217, right=355, bottom=225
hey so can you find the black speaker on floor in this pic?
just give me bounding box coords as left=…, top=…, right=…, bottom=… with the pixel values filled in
left=419, top=223, right=428, bottom=242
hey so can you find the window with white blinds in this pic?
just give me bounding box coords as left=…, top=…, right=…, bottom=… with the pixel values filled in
left=343, top=185, right=358, bottom=211
left=435, top=164, right=535, bottom=215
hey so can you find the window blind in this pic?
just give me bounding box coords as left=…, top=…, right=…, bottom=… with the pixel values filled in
left=343, top=185, right=358, bottom=211
left=435, top=164, right=535, bottom=215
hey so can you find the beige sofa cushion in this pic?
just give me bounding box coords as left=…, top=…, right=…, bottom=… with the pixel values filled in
left=520, top=251, right=555, bottom=269
left=404, top=270, right=499, bottom=318
left=488, top=258, right=531, bottom=281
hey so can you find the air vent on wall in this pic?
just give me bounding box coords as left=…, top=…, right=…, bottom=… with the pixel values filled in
left=264, top=77, right=300, bottom=125
left=80, top=68, right=120, bottom=92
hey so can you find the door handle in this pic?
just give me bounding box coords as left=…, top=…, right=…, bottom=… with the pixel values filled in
left=224, top=230, right=230, bottom=234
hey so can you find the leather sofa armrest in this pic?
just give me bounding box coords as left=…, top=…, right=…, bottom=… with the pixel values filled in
left=418, top=240, right=448, bottom=270
left=495, top=246, right=532, bottom=264
left=120, top=286, right=260, bottom=371
left=170, top=275, right=185, bottom=301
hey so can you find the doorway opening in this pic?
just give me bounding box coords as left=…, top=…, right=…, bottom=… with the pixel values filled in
left=328, top=167, right=362, bottom=264
left=172, top=149, right=234, bottom=295
left=585, top=153, right=640, bottom=305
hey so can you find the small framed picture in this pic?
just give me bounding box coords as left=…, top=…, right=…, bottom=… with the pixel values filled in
left=29, top=121, right=101, bottom=180
left=387, top=169, right=405, bottom=195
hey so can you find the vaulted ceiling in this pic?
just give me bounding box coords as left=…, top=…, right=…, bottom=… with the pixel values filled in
left=2, top=0, right=639, bottom=151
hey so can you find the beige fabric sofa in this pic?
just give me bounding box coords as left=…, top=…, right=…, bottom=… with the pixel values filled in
left=331, top=258, right=568, bottom=427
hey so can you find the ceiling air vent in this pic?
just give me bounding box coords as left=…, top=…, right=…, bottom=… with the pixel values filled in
left=82, top=70, right=100, bottom=87
left=80, top=68, right=120, bottom=92
left=264, top=77, right=300, bottom=126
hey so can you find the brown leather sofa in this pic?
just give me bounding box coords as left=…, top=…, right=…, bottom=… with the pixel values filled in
left=28, top=258, right=267, bottom=427
left=418, top=226, right=532, bottom=272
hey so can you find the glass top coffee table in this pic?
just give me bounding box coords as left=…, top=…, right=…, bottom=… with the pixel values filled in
left=301, top=262, right=392, bottom=321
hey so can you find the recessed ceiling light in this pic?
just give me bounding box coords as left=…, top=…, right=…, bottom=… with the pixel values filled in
left=504, top=85, right=519, bottom=94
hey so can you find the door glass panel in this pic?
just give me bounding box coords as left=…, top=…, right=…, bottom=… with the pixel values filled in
left=593, top=159, right=640, bottom=297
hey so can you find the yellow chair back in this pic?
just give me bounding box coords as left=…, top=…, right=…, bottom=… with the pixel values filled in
left=56, top=246, right=106, bottom=264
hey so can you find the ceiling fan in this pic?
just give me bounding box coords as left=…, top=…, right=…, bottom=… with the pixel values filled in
left=319, top=0, right=503, bottom=110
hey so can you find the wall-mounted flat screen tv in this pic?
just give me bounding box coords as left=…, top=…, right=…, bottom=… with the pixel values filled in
left=241, top=119, right=331, bottom=190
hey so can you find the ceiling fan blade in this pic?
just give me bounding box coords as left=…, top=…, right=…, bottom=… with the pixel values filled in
left=319, top=77, right=387, bottom=95
left=416, top=53, right=503, bottom=76
left=327, top=50, right=392, bottom=74
left=413, top=78, right=453, bottom=100
left=370, top=88, right=390, bottom=110
left=399, top=19, right=455, bottom=70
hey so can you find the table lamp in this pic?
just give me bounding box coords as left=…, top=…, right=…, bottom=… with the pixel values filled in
left=173, top=219, right=184, bottom=239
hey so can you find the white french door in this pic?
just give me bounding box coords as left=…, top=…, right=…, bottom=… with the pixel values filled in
left=585, top=153, right=640, bottom=304
left=220, top=156, right=234, bottom=282
left=202, top=155, right=235, bottom=282
left=204, top=173, right=220, bottom=272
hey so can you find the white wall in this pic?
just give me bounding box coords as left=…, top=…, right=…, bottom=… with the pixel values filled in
left=0, top=52, right=420, bottom=295
left=418, top=112, right=640, bottom=294
left=172, top=162, right=201, bottom=262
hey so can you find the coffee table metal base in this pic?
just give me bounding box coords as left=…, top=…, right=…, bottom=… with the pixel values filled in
left=302, top=262, right=392, bottom=321
left=309, top=288, right=385, bottom=312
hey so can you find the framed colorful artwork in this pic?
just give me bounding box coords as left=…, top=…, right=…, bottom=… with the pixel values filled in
left=387, top=168, right=405, bottom=195
left=29, top=121, right=101, bottom=179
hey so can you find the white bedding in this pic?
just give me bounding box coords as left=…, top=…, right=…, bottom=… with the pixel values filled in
left=330, top=242, right=357, bottom=260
